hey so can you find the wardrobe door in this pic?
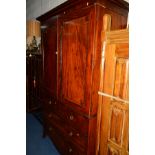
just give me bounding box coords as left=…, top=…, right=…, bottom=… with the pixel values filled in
left=42, top=19, right=57, bottom=97
left=59, top=7, right=95, bottom=113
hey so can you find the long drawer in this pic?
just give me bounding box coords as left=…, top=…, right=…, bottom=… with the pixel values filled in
left=45, top=118, right=87, bottom=155
left=42, top=98, right=89, bottom=137
left=44, top=111, right=88, bottom=149
left=57, top=103, right=89, bottom=136
left=41, top=89, right=92, bottom=154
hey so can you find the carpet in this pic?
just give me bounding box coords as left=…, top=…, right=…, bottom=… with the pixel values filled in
left=26, top=113, right=60, bottom=155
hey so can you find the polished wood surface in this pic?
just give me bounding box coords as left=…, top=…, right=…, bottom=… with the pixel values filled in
left=96, top=14, right=111, bottom=154
left=26, top=53, right=42, bottom=112
left=37, top=0, right=128, bottom=154
left=42, top=18, right=57, bottom=97
left=61, top=16, right=88, bottom=106
left=37, top=0, right=128, bottom=22
left=96, top=16, right=129, bottom=154
left=60, top=7, right=93, bottom=113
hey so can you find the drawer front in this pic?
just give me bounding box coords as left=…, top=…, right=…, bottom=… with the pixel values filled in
left=57, top=104, right=89, bottom=136
left=64, top=141, right=86, bottom=155
left=43, top=97, right=57, bottom=113
left=42, top=90, right=89, bottom=153
left=40, top=88, right=58, bottom=113
left=43, top=101, right=89, bottom=137
left=41, top=89, right=89, bottom=137
left=46, top=121, right=86, bottom=155
left=44, top=112, right=88, bottom=149
left=45, top=123, right=66, bottom=155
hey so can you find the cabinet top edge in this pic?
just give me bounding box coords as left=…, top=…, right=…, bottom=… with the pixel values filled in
left=36, top=0, right=128, bottom=22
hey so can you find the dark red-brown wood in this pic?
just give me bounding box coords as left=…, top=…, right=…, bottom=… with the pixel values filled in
left=42, top=18, right=57, bottom=97
left=37, top=0, right=128, bottom=154
left=26, top=53, right=42, bottom=112
left=59, top=6, right=94, bottom=115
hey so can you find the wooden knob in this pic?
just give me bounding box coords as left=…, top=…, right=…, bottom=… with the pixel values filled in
left=69, top=132, right=73, bottom=137
left=76, top=133, right=80, bottom=137
left=69, top=115, right=74, bottom=120
left=49, top=100, right=52, bottom=104
left=48, top=113, right=52, bottom=118
left=49, top=127, right=52, bottom=131
left=69, top=148, right=72, bottom=153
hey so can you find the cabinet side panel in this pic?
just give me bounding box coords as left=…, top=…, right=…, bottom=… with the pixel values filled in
left=91, top=5, right=128, bottom=115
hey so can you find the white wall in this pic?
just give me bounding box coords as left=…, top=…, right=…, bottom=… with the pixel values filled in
left=26, top=0, right=129, bottom=20
left=26, top=0, right=67, bottom=20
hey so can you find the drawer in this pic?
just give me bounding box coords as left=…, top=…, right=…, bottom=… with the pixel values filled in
left=43, top=97, right=58, bottom=112
left=40, top=87, right=57, bottom=104
left=45, top=112, right=88, bottom=149
left=45, top=124, right=66, bottom=155
left=40, top=90, right=58, bottom=113
left=46, top=123, right=86, bottom=155
left=63, top=141, right=86, bottom=155
left=57, top=104, right=89, bottom=136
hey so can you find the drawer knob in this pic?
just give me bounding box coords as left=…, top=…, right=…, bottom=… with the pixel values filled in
left=69, top=148, right=72, bottom=153
left=69, top=132, right=73, bottom=137
left=54, top=101, right=57, bottom=104
left=76, top=133, right=80, bottom=137
left=49, top=100, right=52, bottom=104
left=49, top=127, right=52, bottom=131
left=48, top=114, right=52, bottom=118
left=69, top=115, right=74, bottom=120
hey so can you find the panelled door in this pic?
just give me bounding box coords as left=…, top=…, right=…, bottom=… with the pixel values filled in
left=98, top=29, right=129, bottom=155
left=42, top=19, right=57, bottom=97
left=59, top=7, right=95, bottom=113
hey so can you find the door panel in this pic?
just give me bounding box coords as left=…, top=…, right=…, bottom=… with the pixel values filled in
left=61, top=14, right=91, bottom=108
left=107, top=101, right=129, bottom=154
left=114, top=58, right=129, bottom=100
left=43, top=19, right=57, bottom=96
left=62, top=17, right=88, bottom=106
left=98, top=30, right=129, bottom=155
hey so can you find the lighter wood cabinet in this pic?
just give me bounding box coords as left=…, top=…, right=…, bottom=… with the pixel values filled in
left=96, top=24, right=129, bottom=154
